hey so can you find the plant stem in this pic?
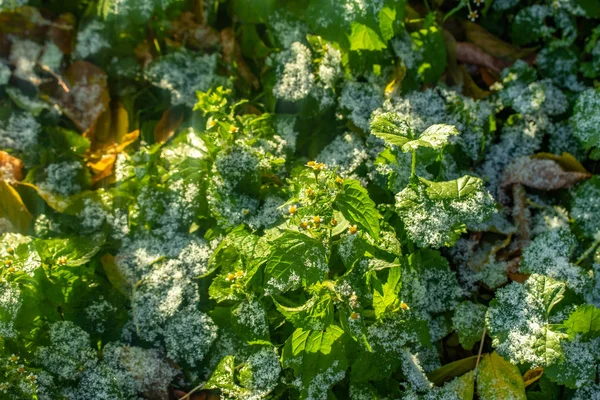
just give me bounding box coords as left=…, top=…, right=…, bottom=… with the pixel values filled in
left=411, top=150, right=417, bottom=177
left=475, top=327, right=487, bottom=371
left=576, top=238, right=600, bottom=265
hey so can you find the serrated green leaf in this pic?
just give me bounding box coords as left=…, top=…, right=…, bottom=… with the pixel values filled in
left=349, top=22, right=387, bottom=51
left=273, top=290, right=334, bottom=331
left=476, top=352, right=526, bottom=400
left=370, top=113, right=413, bottom=147
left=562, top=304, right=600, bottom=339
left=335, top=179, right=380, bottom=240
left=264, top=231, right=328, bottom=294
left=400, top=124, right=459, bottom=152
left=372, top=265, right=402, bottom=319
left=422, top=175, right=481, bottom=201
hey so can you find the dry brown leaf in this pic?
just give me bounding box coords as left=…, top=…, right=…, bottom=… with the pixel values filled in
left=0, top=151, right=24, bottom=182
left=455, top=42, right=506, bottom=73
left=523, top=367, right=544, bottom=387
left=47, top=13, right=76, bottom=55
left=155, top=107, right=185, bottom=144
left=502, top=156, right=591, bottom=190
left=460, top=65, right=490, bottom=99
left=0, top=180, right=32, bottom=233
left=170, top=11, right=220, bottom=50
left=86, top=130, right=140, bottom=184
left=134, top=40, right=154, bottom=68
left=221, top=27, right=259, bottom=90
left=462, top=20, right=536, bottom=63
left=85, top=102, right=130, bottom=152
left=506, top=257, right=529, bottom=283
left=532, top=152, right=588, bottom=173
left=0, top=6, right=48, bottom=52
left=479, top=66, right=499, bottom=87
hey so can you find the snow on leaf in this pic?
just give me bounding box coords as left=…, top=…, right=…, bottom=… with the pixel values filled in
left=400, top=124, right=459, bottom=152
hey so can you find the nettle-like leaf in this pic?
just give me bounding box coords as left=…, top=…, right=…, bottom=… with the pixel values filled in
left=571, top=88, right=600, bottom=158
left=571, top=176, right=600, bottom=239
left=370, top=114, right=458, bottom=152
left=476, top=352, right=527, bottom=400
left=486, top=274, right=568, bottom=367
left=520, top=229, right=592, bottom=294
left=371, top=263, right=402, bottom=319
left=452, top=301, right=487, bottom=351
left=395, top=176, right=496, bottom=248
left=281, top=325, right=348, bottom=399
left=264, top=231, right=328, bottom=294
left=562, top=304, right=600, bottom=340
left=334, top=179, right=380, bottom=240
left=273, top=286, right=335, bottom=331
left=349, top=22, right=387, bottom=51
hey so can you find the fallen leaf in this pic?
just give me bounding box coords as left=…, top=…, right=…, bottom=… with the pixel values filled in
left=456, top=42, right=506, bottom=73
left=462, top=20, right=536, bottom=63
left=502, top=156, right=591, bottom=190
left=0, top=180, right=32, bottom=233
left=86, top=130, right=140, bottom=184
left=532, top=152, right=588, bottom=173
left=0, top=151, right=24, bottom=182
left=523, top=367, right=544, bottom=387
left=221, top=27, right=259, bottom=89
left=512, top=184, right=530, bottom=246
left=428, top=355, right=479, bottom=386
left=155, top=107, right=185, bottom=144
left=42, top=61, right=110, bottom=132
left=506, top=257, right=529, bottom=283
left=460, top=65, right=490, bottom=99
left=47, top=13, right=76, bottom=54
left=170, top=11, right=220, bottom=50
left=18, top=182, right=71, bottom=212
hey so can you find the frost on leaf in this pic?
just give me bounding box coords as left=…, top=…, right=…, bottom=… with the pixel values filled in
left=571, top=176, right=600, bottom=239
left=476, top=352, right=526, bottom=400
left=395, top=176, right=496, bottom=248
left=502, top=156, right=590, bottom=191
left=452, top=301, right=486, bottom=350
left=486, top=274, right=567, bottom=367
left=371, top=114, right=458, bottom=152
left=521, top=229, right=592, bottom=294
left=571, top=88, right=600, bottom=158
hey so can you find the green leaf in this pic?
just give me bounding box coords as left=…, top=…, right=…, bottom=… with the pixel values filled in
left=571, top=176, right=600, bottom=239
left=264, top=231, right=328, bottom=294
left=562, top=304, right=600, bottom=339
left=281, top=326, right=348, bottom=399
left=372, top=264, right=402, bottom=319
left=273, top=289, right=334, bottom=331
left=574, top=0, right=600, bottom=17
left=349, top=22, right=387, bottom=51
left=335, top=179, right=380, bottom=240
left=400, top=124, right=459, bottom=152
left=205, top=355, right=251, bottom=397
left=448, top=370, right=475, bottom=400
left=452, top=301, right=486, bottom=351
left=370, top=113, right=413, bottom=147
left=476, top=352, right=526, bottom=400
left=422, top=175, right=481, bottom=201
left=378, top=6, right=396, bottom=42
left=34, top=233, right=105, bottom=267
left=427, top=356, right=478, bottom=386
left=232, top=0, right=275, bottom=23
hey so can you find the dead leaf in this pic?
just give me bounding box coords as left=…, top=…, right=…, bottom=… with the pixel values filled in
left=155, top=107, right=185, bottom=143
left=0, top=151, right=24, bottom=182
left=134, top=40, right=154, bottom=68
left=456, top=42, right=506, bottom=73
left=221, top=28, right=259, bottom=90
left=18, top=181, right=71, bottom=212
left=462, top=20, right=536, bottom=63
left=385, top=63, right=407, bottom=98
left=47, top=13, right=76, bottom=54
left=86, top=130, right=139, bottom=184
left=170, top=12, right=220, bottom=50
left=532, top=152, right=588, bottom=173
left=512, top=184, right=530, bottom=246
left=101, top=254, right=131, bottom=297
left=0, top=180, right=32, bottom=233
left=502, top=156, right=591, bottom=190
left=0, top=7, right=48, bottom=52
left=85, top=101, right=130, bottom=152
left=479, top=66, right=499, bottom=87
left=460, top=65, right=490, bottom=99
left=41, top=61, right=110, bottom=132
left=523, top=367, right=543, bottom=387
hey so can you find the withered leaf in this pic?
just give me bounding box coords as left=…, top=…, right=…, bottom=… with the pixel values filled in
left=0, top=180, right=32, bottom=233
left=522, top=367, right=544, bottom=387
left=462, top=20, right=536, bottom=63
left=170, top=11, right=220, bottom=50
left=155, top=107, right=185, bottom=144
left=0, top=151, right=24, bottom=182
left=455, top=42, right=506, bottom=73
left=221, top=27, right=259, bottom=89
left=532, top=152, right=588, bottom=173
left=502, top=156, right=591, bottom=190
left=47, top=13, right=76, bottom=55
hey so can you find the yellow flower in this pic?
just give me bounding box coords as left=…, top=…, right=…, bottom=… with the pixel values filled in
left=229, top=125, right=239, bottom=133
left=6, top=247, right=14, bottom=254
left=288, top=205, right=297, bottom=215
left=400, top=301, right=409, bottom=310
left=469, top=10, right=478, bottom=21
left=4, top=259, right=12, bottom=267
left=207, top=118, right=217, bottom=129
left=330, top=218, right=337, bottom=226
left=350, top=312, right=360, bottom=320
left=305, top=188, right=314, bottom=197
left=306, top=161, right=317, bottom=168
left=313, top=216, right=322, bottom=225
left=335, top=176, right=344, bottom=184
left=235, top=270, right=244, bottom=278
left=299, top=221, right=310, bottom=230
left=349, top=225, right=358, bottom=235
left=226, top=273, right=236, bottom=281
left=57, top=256, right=68, bottom=266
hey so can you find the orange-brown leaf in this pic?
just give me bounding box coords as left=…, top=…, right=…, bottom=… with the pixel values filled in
left=462, top=20, right=536, bottom=63
left=155, top=107, right=185, bottom=144
left=523, top=367, right=544, bottom=387
left=0, top=151, right=24, bottom=182
left=48, top=13, right=76, bottom=55
left=170, top=11, right=220, bottom=50
left=502, top=156, right=591, bottom=190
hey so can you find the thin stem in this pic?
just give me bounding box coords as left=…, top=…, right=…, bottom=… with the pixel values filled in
left=411, top=150, right=417, bottom=177
left=576, top=238, right=600, bottom=265
left=179, top=383, right=204, bottom=400
left=475, top=327, right=487, bottom=371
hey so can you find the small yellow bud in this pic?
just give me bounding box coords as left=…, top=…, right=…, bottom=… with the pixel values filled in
left=400, top=302, right=409, bottom=310
left=349, top=225, right=358, bottom=235
left=229, top=125, right=239, bottom=133
left=6, top=247, right=14, bottom=254
left=313, top=216, right=322, bottom=225
left=226, top=273, right=236, bottom=281
left=299, top=221, right=309, bottom=230
left=7, top=267, right=15, bottom=273
left=4, top=259, right=12, bottom=267
left=335, top=176, right=344, bottom=184
left=288, top=205, right=297, bottom=215
left=57, top=256, right=68, bottom=266
left=235, top=270, right=244, bottom=278
left=305, top=188, right=314, bottom=197
left=330, top=218, right=337, bottom=226
left=350, top=312, right=360, bottom=320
